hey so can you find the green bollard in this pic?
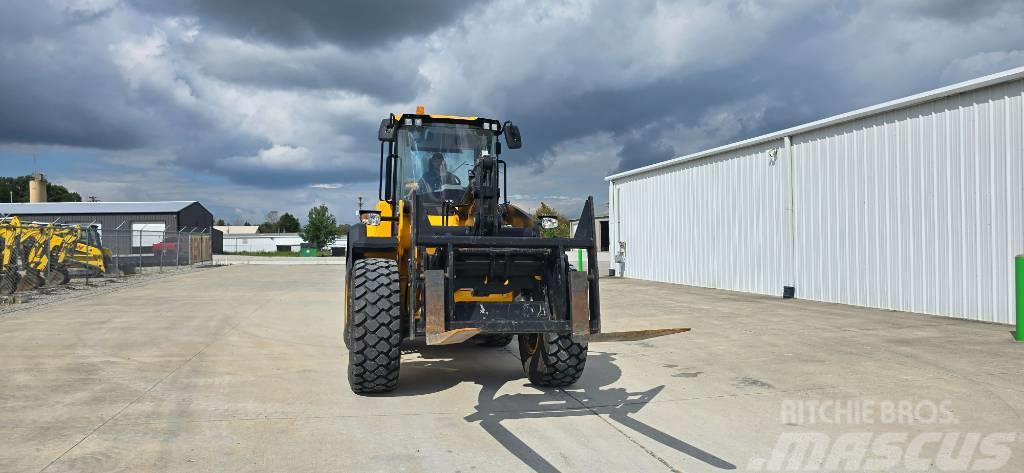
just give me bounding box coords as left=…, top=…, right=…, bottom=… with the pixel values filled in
left=578, top=249, right=584, bottom=272
left=1017, top=256, right=1024, bottom=341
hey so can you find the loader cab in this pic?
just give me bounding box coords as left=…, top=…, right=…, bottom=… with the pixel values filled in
left=396, top=122, right=496, bottom=204
left=377, top=111, right=517, bottom=208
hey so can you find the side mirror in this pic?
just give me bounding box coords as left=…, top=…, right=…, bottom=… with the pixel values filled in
left=378, top=118, right=395, bottom=142
left=503, top=122, right=522, bottom=149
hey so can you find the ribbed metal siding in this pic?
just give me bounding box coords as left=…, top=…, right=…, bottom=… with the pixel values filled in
left=612, top=142, right=787, bottom=295
left=792, top=78, right=1024, bottom=323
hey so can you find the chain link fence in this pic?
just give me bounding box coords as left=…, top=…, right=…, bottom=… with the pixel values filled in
left=100, top=228, right=214, bottom=275
left=1, top=224, right=213, bottom=295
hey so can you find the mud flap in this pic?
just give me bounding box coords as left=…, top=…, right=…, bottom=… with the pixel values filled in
left=425, top=269, right=480, bottom=345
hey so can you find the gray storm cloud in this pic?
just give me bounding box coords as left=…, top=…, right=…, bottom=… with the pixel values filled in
left=1, top=0, right=1023, bottom=220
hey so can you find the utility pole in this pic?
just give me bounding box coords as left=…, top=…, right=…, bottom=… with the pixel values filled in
left=357, top=196, right=364, bottom=212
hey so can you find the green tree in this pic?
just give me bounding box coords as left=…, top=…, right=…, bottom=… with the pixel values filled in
left=215, top=218, right=227, bottom=226
left=533, top=202, right=570, bottom=238
left=300, top=204, right=338, bottom=250
left=257, top=211, right=280, bottom=233
left=277, top=212, right=301, bottom=232
left=336, top=223, right=351, bottom=236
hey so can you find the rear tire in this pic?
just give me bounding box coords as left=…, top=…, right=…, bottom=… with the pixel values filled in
left=346, top=258, right=402, bottom=394
left=478, top=334, right=514, bottom=347
left=518, top=333, right=587, bottom=387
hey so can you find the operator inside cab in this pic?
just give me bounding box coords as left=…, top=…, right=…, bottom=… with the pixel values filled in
left=418, top=152, right=462, bottom=195
left=398, top=123, right=489, bottom=204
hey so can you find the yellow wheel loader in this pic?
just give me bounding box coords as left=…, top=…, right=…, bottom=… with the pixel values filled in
left=345, top=108, right=602, bottom=394
left=68, top=225, right=116, bottom=278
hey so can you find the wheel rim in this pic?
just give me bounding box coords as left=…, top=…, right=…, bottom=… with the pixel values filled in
left=524, top=334, right=540, bottom=355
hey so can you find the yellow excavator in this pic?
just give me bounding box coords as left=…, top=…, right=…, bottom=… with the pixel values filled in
left=1, top=218, right=115, bottom=293
left=0, top=217, right=22, bottom=294
left=14, top=222, right=71, bottom=291
left=346, top=107, right=678, bottom=394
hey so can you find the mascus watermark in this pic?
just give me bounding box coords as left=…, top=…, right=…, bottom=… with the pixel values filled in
left=746, top=399, right=1019, bottom=472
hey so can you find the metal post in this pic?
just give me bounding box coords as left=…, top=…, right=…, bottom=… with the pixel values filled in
left=137, top=229, right=142, bottom=272
left=114, top=231, right=119, bottom=277
left=175, top=231, right=180, bottom=269
left=1016, top=256, right=1024, bottom=341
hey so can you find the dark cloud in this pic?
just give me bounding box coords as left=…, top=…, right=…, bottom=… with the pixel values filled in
left=0, top=4, right=146, bottom=149
left=2, top=0, right=1023, bottom=220
left=190, top=39, right=424, bottom=100
left=885, top=0, right=1024, bottom=23
left=128, top=0, right=484, bottom=48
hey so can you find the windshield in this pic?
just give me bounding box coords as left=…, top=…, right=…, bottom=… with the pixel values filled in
left=396, top=123, right=496, bottom=201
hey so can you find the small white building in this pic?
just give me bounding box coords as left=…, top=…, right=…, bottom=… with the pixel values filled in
left=569, top=215, right=610, bottom=253
left=214, top=225, right=260, bottom=234
left=222, top=233, right=347, bottom=253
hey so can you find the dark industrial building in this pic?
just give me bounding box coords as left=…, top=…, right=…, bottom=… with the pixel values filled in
left=0, top=201, right=222, bottom=256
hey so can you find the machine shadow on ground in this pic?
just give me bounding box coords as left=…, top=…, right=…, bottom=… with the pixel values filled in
left=385, top=341, right=736, bottom=473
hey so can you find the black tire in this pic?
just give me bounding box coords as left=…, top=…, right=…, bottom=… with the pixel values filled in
left=478, top=334, right=514, bottom=347
left=518, top=333, right=588, bottom=387
left=346, top=258, right=402, bottom=394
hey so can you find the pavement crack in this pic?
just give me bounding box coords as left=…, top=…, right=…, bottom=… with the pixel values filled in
left=36, top=293, right=280, bottom=473
left=559, top=387, right=683, bottom=473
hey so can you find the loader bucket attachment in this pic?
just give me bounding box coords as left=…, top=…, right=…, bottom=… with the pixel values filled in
left=44, top=269, right=66, bottom=287
left=16, top=269, right=45, bottom=292
left=0, top=272, right=19, bottom=295
left=102, top=255, right=122, bottom=277
left=411, top=194, right=602, bottom=344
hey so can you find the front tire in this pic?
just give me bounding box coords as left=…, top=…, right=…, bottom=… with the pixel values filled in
left=518, top=333, right=587, bottom=387
left=346, top=258, right=402, bottom=394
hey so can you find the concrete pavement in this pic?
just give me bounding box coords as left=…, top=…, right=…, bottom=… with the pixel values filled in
left=1, top=265, right=1022, bottom=472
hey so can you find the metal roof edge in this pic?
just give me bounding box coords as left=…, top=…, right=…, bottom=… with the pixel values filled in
left=606, top=65, right=1024, bottom=182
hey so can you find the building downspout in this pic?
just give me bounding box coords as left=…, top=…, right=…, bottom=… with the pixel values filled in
left=783, top=135, right=796, bottom=298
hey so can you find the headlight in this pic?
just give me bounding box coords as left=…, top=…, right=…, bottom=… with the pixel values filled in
left=539, top=216, right=559, bottom=229
left=360, top=211, right=382, bottom=226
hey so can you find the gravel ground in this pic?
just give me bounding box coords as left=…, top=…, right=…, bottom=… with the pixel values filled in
left=0, top=264, right=222, bottom=316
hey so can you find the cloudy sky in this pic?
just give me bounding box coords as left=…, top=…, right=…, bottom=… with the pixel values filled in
left=1, top=0, right=1022, bottom=223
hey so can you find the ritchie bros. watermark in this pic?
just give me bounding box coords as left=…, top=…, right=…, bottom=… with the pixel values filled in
left=746, top=399, right=1020, bottom=472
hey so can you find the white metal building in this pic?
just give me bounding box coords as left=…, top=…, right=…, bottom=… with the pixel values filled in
left=606, top=66, right=1024, bottom=324
left=221, top=233, right=347, bottom=253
